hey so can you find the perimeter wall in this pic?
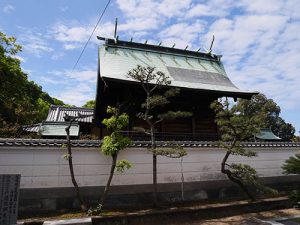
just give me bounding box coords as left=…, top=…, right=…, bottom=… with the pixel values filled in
left=0, top=144, right=299, bottom=213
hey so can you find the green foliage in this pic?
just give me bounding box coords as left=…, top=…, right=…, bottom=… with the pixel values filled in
left=102, top=108, right=129, bottom=132
left=228, top=163, right=277, bottom=195
left=229, top=163, right=257, bottom=184
left=127, top=65, right=171, bottom=86
left=63, top=154, right=71, bottom=160
left=151, top=146, right=187, bottom=158
left=116, top=160, right=132, bottom=173
left=282, top=154, right=300, bottom=174
left=158, top=111, right=192, bottom=121
left=127, top=65, right=191, bottom=128
left=100, top=106, right=132, bottom=206
left=101, top=106, right=131, bottom=156
left=0, top=31, right=64, bottom=136
left=82, top=100, right=95, bottom=109
left=282, top=154, right=300, bottom=204
left=101, top=134, right=131, bottom=156
left=87, top=203, right=103, bottom=216
left=128, top=65, right=190, bottom=205
left=211, top=99, right=261, bottom=142
left=237, top=93, right=295, bottom=141
left=0, top=117, right=22, bottom=138
left=288, top=190, right=300, bottom=205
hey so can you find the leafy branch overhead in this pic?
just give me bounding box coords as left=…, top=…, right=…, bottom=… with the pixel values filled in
left=0, top=31, right=65, bottom=137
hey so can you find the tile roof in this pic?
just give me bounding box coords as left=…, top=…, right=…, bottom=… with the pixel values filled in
left=98, top=38, right=257, bottom=98
left=0, top=138, right=299, bottom=148
left=46, top=105, right=94, bottom=123
left=22, top=123, right=41, bottom=133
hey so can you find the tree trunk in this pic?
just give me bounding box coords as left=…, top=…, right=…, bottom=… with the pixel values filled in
left=150, top=126, right=158, bottom=206
left=101, top=154, right=117, bottom=206
left=221, top=151, right=255, bottom=201
left=66, top=121, right=87, bottom=212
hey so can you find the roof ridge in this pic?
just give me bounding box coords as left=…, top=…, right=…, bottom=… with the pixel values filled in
left=50, top=105, right=94, bottom=111
left=99, top=37, right=221, bottom=62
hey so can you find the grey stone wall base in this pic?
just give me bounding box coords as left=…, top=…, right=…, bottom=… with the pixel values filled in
left=18, top=175, right=300, bottom=215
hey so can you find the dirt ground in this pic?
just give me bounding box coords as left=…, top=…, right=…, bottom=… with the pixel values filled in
left=19, top=208, right=299, bottom=224
left=182, top=208, right=300, bottom=225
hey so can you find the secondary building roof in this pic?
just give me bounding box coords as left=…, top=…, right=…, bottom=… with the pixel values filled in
left=46, top=105, right=94, bottom=123
left=98, top=37, right=257, bottom=98
left=256, top=128, right=281, bottom=141
left=23, top=106, right=94, bottom=137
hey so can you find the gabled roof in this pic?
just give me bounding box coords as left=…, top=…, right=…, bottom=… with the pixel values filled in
left=98, top=38, right=257, bottom=98
left=46, top=105, right=94, bottom=123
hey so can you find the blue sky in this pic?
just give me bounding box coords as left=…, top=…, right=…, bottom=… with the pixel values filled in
left=1, top=0, right=300, bottom=133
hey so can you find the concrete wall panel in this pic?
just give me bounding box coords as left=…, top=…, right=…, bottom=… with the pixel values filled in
left=0, top=146, right=299, bottom=189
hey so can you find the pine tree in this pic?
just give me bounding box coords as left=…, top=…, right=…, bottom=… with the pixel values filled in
left=127, top=65, right=191, bottom=206
left=211, top=98, right=277, bottom=200
left=282, top=154, right=300, bottom=204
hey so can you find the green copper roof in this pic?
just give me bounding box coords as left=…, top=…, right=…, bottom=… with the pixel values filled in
left=39, top=122, right=79, bottom=137
left=98, top=38, right=257, bottom=96
left=256, top=128, right=281, bottom=140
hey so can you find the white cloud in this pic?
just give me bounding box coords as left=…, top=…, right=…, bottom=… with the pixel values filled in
left=45, top=68, right=97, bottom=106
left=50, top=21, right=114, bottom=49
left=159, top=20, right=205, bottom=48
left=116, top=0, right=193, bottom=35
left=48, top=68, right=96, bottom=83
left=18, top=29, right=53, bottom=57
left=158, top=0, right=191, bottom=18
left=59, top=6, right=68, bottom=12
left=51, top=52, right=65, bottom=60
left=3, top=4, right=15, bottom=14
left=54, top=83, right=95, bottom=106
left=186, top=0, right=234, bottom=18
left=65, top=69, right=97, bottom=82
left=238, top=0, right=285, bottom=14
left=39, top=76, right=66, bottom=85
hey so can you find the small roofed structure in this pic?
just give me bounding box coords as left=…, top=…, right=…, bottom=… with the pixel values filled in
left=95, top=37, right=258, bottom=140
left=23, top=105, right=94, bottom=138
left=255, top=128, right=281, bottom=141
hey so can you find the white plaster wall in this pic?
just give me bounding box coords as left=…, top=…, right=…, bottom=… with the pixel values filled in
left=0, top=147, right=299, bottom=188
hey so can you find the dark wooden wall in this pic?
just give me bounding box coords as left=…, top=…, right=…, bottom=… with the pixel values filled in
left=95, top=79, right=219, bottom=140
